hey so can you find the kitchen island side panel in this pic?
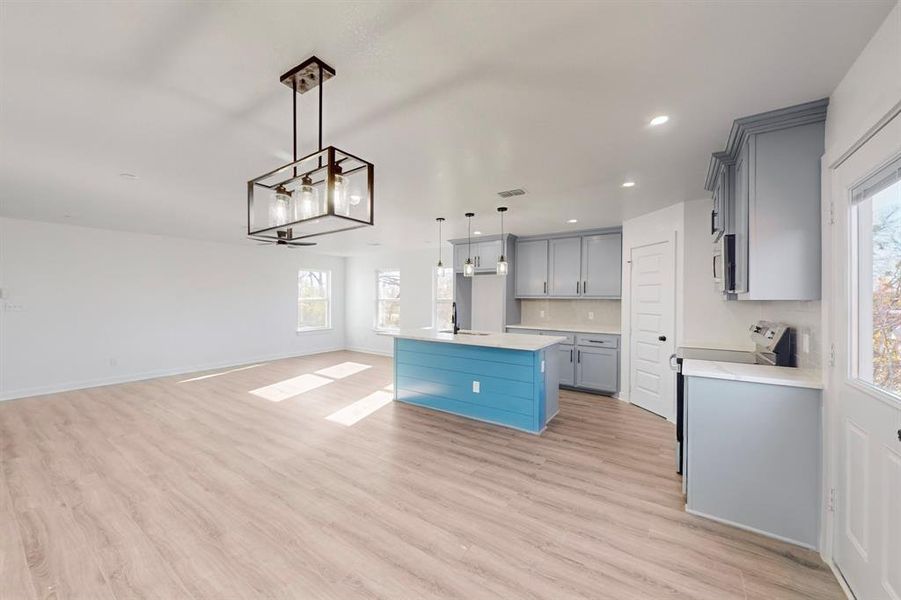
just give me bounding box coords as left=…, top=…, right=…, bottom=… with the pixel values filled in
left=394, top=338, right=545, bottom=433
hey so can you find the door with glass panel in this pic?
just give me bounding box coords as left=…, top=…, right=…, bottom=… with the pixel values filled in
left=831, top=113, right=901, bottom=600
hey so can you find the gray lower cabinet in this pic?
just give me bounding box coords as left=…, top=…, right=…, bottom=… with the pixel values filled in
left=515, top=239, right=549, bottom=296
left=684, top=376, right=821, bottom=548
left=575, top=346, right=618, bottom=393
left=581, top=233, right=622, bottom=298
left=557, top=344, right=575, bottom=386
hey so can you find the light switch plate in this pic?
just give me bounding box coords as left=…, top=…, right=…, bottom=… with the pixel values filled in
left=472, top=381, right=480, bottom=393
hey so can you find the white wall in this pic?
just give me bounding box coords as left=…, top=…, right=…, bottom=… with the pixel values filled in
left=0, top=217, right=346, bottom=400
left=344, top=247, right=442, bottom=355
left=824, top=1, right=901, bottom=166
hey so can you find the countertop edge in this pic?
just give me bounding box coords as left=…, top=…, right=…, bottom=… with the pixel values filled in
left=392, top=330, right=566, bottom=352
left=505, top=324, right=622, bottom=335
left=682, top=359, right=823, bottom=390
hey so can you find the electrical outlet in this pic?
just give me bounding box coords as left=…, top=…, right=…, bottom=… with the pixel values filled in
left=801, top=332, right=810, bottom=354
left=4, top=302, right=24, bottom=312
left=541, top=360, right=545, bottom=373
left=109, top=358, right=118, bottom=367
left=588, top=312, right=594, bottom=320
left=539, top=310, right=545, bottom=318
left=472, top=381, right=480, bottom=393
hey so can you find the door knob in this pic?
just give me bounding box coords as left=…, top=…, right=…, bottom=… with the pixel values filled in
left=658, top=335, right=667, bottom=342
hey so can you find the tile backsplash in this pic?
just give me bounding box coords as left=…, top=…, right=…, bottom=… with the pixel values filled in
left=520, top=299, right=622, bottom=330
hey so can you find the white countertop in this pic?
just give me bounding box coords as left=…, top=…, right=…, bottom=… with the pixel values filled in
left=682, top=359, right=823, bottom=390
left=506, top=324, right=622, bottom=336
left=392, top=328, right=566, bottom=351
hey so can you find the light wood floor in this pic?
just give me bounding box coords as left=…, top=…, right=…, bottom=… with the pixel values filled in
left=1, top=351, right=842, bottom=600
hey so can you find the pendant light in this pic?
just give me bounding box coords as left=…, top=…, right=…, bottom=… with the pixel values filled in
left=247, top=56, right=374, bottom=244
left=463, top=212, right=475, bottom=277
left=496, top=206, right=508, bottom=276
left=435, top=217, right=446, bottom=268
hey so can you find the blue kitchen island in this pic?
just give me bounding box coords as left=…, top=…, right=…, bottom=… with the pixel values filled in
left=392, top=329, right=565, bottom=434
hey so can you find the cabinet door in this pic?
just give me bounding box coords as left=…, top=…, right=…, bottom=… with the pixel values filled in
left=575, top=346, right=618, bottom=393
left=514, top=239, right=549, bottom=297
left=580, top=233, right=622, bottom=298
left=558, top=345, right=575, bottom=387
left=453, top=244, right=470, bottom=273
left=549, top=237, right=582, bottom=297
left=475, top=240, right=503, bottom=271
left=733, top=138, right=750, bottom=294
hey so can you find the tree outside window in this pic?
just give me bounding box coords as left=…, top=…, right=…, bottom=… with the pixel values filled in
left=298, top=270, right=331, bottom=331
left=854, top=166, right=901, bottom=398
left=376, top=269, right=401, bottom=331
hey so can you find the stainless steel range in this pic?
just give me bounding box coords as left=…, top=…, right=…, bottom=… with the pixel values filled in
left=671, top=320, right=795, bottom=474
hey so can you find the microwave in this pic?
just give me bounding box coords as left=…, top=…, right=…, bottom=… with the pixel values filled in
left=713, top=233, right=736, bottom=293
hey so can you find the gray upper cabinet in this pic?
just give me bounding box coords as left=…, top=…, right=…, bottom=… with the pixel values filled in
left=514, top=239, right=549, bottom=296
left=451, top=238, right=506, bottom=273
left=581, top=233, right=622, bottom=298
left=549, top=237, right=582, bottom=297
left=705, top=99, right=826, bottom=301
left=475, top=240, right=503, bottom=271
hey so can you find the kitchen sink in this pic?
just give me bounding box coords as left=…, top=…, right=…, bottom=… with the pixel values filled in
left=439, top=330, right=490, bottom=336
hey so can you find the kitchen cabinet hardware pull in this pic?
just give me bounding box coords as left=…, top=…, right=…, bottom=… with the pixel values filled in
left=543, top=281, right=547, bottom=294
left=577, top=350, right=581, bottom=363
left=576, top=281, right=579, bottom=294
left=658, top=335, right=667, bottom=342
left=583, top=281, right=586, bottom=294
left=570, top=349, right=573, bottom=362
left=897, top=429, right=901, bottom=442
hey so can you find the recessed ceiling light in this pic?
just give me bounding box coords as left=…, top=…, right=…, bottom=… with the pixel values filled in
left=118, top=172, right=138, bottom=179
left=622, top=181, right=636, bottom=188
left=649, top=115, right=669, bottom=126
left=474, top=231, right=482, bottom=235
left=567, top=219, right=578, bottom=224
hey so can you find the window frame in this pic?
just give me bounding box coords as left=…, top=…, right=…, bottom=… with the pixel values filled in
left=375, top=268, right=401, bottom=332
left=297, top=269, right=332, bottom=333
left=433, top=266, right=454, bottom=330
left=849, top=155, right=901, bottom=401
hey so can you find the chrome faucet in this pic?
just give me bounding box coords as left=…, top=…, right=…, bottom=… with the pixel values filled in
left=451, top=301, right=460, bottom=334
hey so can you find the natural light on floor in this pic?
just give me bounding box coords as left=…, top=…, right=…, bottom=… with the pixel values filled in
left=178, top=363, right=265, bottom=383
left=314, top=361, right=372, bottom=379
left=249, top=373, right=333, bottom=402
left=325, top=390, right=394, bottom=426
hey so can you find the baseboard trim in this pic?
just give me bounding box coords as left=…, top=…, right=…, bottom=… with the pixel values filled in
left=685, top=507, right=817, bottom=551
left=0, top=346, right=346, bottom=402
left=345, top=346, right=392, bottom=357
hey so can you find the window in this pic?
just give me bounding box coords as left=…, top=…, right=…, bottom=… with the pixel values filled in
left=298, top=270, right=331, bottom=331
left=434, top=266, right=454, bottom=330
left=852, top=156, right=901, bottom=398
left=375, top=269, right=401, bottom=331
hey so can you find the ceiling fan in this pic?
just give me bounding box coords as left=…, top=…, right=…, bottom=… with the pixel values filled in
left=251, top=228, right=317, bottom=248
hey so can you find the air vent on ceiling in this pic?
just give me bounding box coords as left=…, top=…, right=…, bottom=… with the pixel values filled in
left=497, top=188, right=526, bottom=199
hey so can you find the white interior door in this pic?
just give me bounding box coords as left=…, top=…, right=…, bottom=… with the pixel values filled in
left=629, top=240, right=675, bottom=421
left=831, top=112, right=901, bottom=600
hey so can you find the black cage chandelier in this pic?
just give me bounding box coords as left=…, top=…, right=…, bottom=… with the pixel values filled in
left=247, top=56, right=374, bottom=244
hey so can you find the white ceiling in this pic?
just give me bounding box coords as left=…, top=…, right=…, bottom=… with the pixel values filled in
left=0, top=1, right=894, bottom=255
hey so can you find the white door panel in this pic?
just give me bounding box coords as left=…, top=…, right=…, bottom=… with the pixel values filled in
left=629, top=240, right=675, bottom=420
left=831, top=112, right=901, bottom=600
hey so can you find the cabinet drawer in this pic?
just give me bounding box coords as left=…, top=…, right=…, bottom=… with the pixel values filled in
left=541, top=331, right=575, bottom=345
left=576, top=334, right=619, bottom=349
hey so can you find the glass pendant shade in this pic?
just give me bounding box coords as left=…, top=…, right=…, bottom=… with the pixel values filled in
left=296, top=176, right=319, bottom=220
left=496, top=256, right=508, bottom=276
left=463, top=259, right=475, bottom=277
left=270, top=185, right=292, bottom=226
left=332, top=170, right=348, bottom=215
